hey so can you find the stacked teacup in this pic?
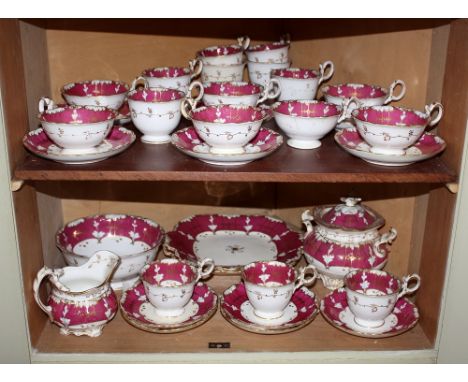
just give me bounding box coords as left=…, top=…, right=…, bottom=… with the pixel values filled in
left=197, top=37, right=250, bottom=83
left=246, top=35, right=291, bottom=88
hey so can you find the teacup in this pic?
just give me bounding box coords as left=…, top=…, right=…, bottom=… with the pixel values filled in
left=61, top=80, right=129, bottom=110
left=272, top=98, right=358, bottom=149
left=201, top=61, right=246, bottom=83
left=200, top=80, right=281, bottom=107
left=181, top=101, right=267, bottom=154
left=140, top=258, right=215, bottom=317
left=351, top=103, right=444, bottom=155
left=141, top=59, right=203, bottom=94
left=38, top=97, right=116, bottom=153
left=322, top=80, right=406, bottom=128
left=197, top=36, right=250, bottom=66
left=344, top=269, right=421, bottom=328
left=271, top=61, right=334, bottom=101
left=245, top=40, right=290, bottom=64
left=127, top=77, right=201, bottom=144
left=247, top=60, right=291, bottom=87
left=242, top=261, right=318, bottom=319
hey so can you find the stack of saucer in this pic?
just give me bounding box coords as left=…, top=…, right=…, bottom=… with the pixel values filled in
left=246, top=35, right=291, bottom=88
left=172, top=102, right=283, bottom=166
left=196, top=37, right=250, bottom=83
left=335, top=102, right=446, bottom=166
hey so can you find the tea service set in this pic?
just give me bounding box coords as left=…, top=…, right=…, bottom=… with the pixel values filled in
left=22, top=35, right=447, bottom=167
left=33, top=197, right=421, bottom=338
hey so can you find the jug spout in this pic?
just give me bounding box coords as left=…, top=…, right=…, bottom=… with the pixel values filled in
left=84, top=250, right=121, bottom=286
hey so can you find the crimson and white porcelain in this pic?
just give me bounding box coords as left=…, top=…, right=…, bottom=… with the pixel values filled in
left=181, top=102, right=267, bottom=154
left=33, top=251, right=120, bottom=337
left=201, top=80, right=281, bottom=107
left=197, top=36, right=250, bottom=65
left=171, top=126, right=283, bottom=166
left=344, top=269, right=421, bottom=329
left=23, top=126, right=135, bottom=165
left=302, top=197, right=398, bottom=290
left=57, top=214, right=165, bottom=290
left=61, top=80, right=129, bottom=110
left=127, top=77, right=188, bottom=144
left=120, top=280, right=217, bottom=333
left=247, top=60, right=291, bottom=87
left=352, top=103, right=444, bottom=156
left=320, top=288, right=419, bottom=338
left=164, top=214, right=302, bottom=274
left=140, top=258, right=214, bottom=317
left=272, top=99, right=357, bottom=149
left=201, top=61, right=246, bottom=83
left=323, top=80, right=406, bottom=128
left=245, top=40, right=290, bottom=64
left=38, top=97, right=116, bottom=153
left=271, top=62, right=334, bottom=101
left=335, top=127, right=447, bottom=166
left=242, top=261, right=318, bottom=319
left=141, top=59, right=203, bottom=93
left=221, top=282, right=319, bottom=334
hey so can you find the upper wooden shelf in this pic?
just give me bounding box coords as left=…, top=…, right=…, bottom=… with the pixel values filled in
left=15, top=120, right=456, bottom=183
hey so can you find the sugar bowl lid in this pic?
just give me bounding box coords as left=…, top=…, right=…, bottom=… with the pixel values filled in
left=313, top=197, right=385, bottom=231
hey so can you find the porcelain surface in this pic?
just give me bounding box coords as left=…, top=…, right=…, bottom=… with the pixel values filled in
left=171, top=126, right=282, bottom=166
left=335, top=127, right=447, bottom=166
left=142, top=61, right=202, bottom=93
left=57, top=214, right=164, bottom=290
left=197, top=37, right=249, bottom=65
left=247, top=60, right=291, bottom=87
left=121, top=280, right=217, bottom=333
left=221, top=282, right=318, bottom=334
left=164, top=214, right=302, bottom=274
left=246, top=41, right=290, bottom=64
left=200, top=61, right=246, bottom=83
left=320, top=288, right=419, bottom=338
left=62, top=80, right=129, bottom=110
left=23, top=126, right=135, bottom=165
left=33, top=251, right=120, bottom=337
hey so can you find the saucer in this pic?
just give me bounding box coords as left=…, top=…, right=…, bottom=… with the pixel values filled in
left=171, top=126, right=283, bottom=166
left=320, top=288, right=419, bottom=338
left=220, top=282, right=318, bottom=334
left=120, top=280, right=217, bottom=333
left=23, top=126, right=135, bottom=164
left=335, top=127, right=446, bottom=166
left=115, top=101, right=131, bottom=124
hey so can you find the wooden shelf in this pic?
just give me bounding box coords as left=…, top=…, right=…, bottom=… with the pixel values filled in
left=35, top=275, right=431, bottom=354
left=15, top=121, right=456, bottom=184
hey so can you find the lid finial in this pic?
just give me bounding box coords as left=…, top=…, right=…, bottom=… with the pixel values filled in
left=340, top=197, right=362, bottom=207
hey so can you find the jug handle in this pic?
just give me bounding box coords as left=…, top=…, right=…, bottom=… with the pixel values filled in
left=301, top=210, right=314, bottom=238
left=294, top=264, right=318, bottom=292
left=196, top=258, right=215, bottom=282
left=33, top=266, right=55, bottom=321
left=373, top=228, right=398, bottom=258
left=383, top=80, right=406, bottom=105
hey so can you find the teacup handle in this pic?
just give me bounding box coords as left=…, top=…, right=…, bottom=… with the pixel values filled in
left=397, top=274, right=421, bottom=299
left=318, top=61, right=335, bottom=86
left=337, top=96, right=361, bottom=123
left=130, top=76, right=149, bottom=91
left=33, top=266, right=55, bottom=321
left=189, top=59, right=203, bottom=80
left=196, top=258, right=215, bottom=282
left=180, top=98, right=197, bottom=120
left=187, top=80, right=204, bottom=103
left=237, top=36, right=250, bottom=50
left=257, top=78, right=281, bottom=105
left=301, top=210, right=314, bottom=238
left=425, top=102, right=444, bottom=127
left=294, top=264, right=318, bottom=291
left=373, top=228, right=398, bottom=258
left=383, top=79, right=406, bottom=105
left=38, top=97, right=56, bottom=113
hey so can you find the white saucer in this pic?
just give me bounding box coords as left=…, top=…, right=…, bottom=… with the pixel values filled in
left=339, top=307, right=398, bottom=335
left=171, top=126, right=283, bottom=166
left=139, top=300, right=199, bottom=325
left=240, top=300, right=298, bottom=326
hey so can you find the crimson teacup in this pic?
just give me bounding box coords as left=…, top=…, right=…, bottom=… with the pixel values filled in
left=242, top=261, right=318, bottom=319
left=344, top=269, right=420, bottom=328
left=140, top=258, right=214, bottom=317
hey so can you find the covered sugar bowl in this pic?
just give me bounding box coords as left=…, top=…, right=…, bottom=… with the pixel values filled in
left=301, top=197, right=397, bottom=290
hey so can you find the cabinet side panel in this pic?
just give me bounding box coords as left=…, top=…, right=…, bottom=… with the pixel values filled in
left=0, top=19, right=47, bottom=348
left=418, top=20, right=468, bottom=343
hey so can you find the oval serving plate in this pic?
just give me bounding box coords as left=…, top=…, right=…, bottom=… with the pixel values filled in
left=164, top=214, right=303, bottom=275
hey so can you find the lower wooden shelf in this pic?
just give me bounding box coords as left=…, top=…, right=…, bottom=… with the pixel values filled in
left=34, top=275, right=432, bottom=354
